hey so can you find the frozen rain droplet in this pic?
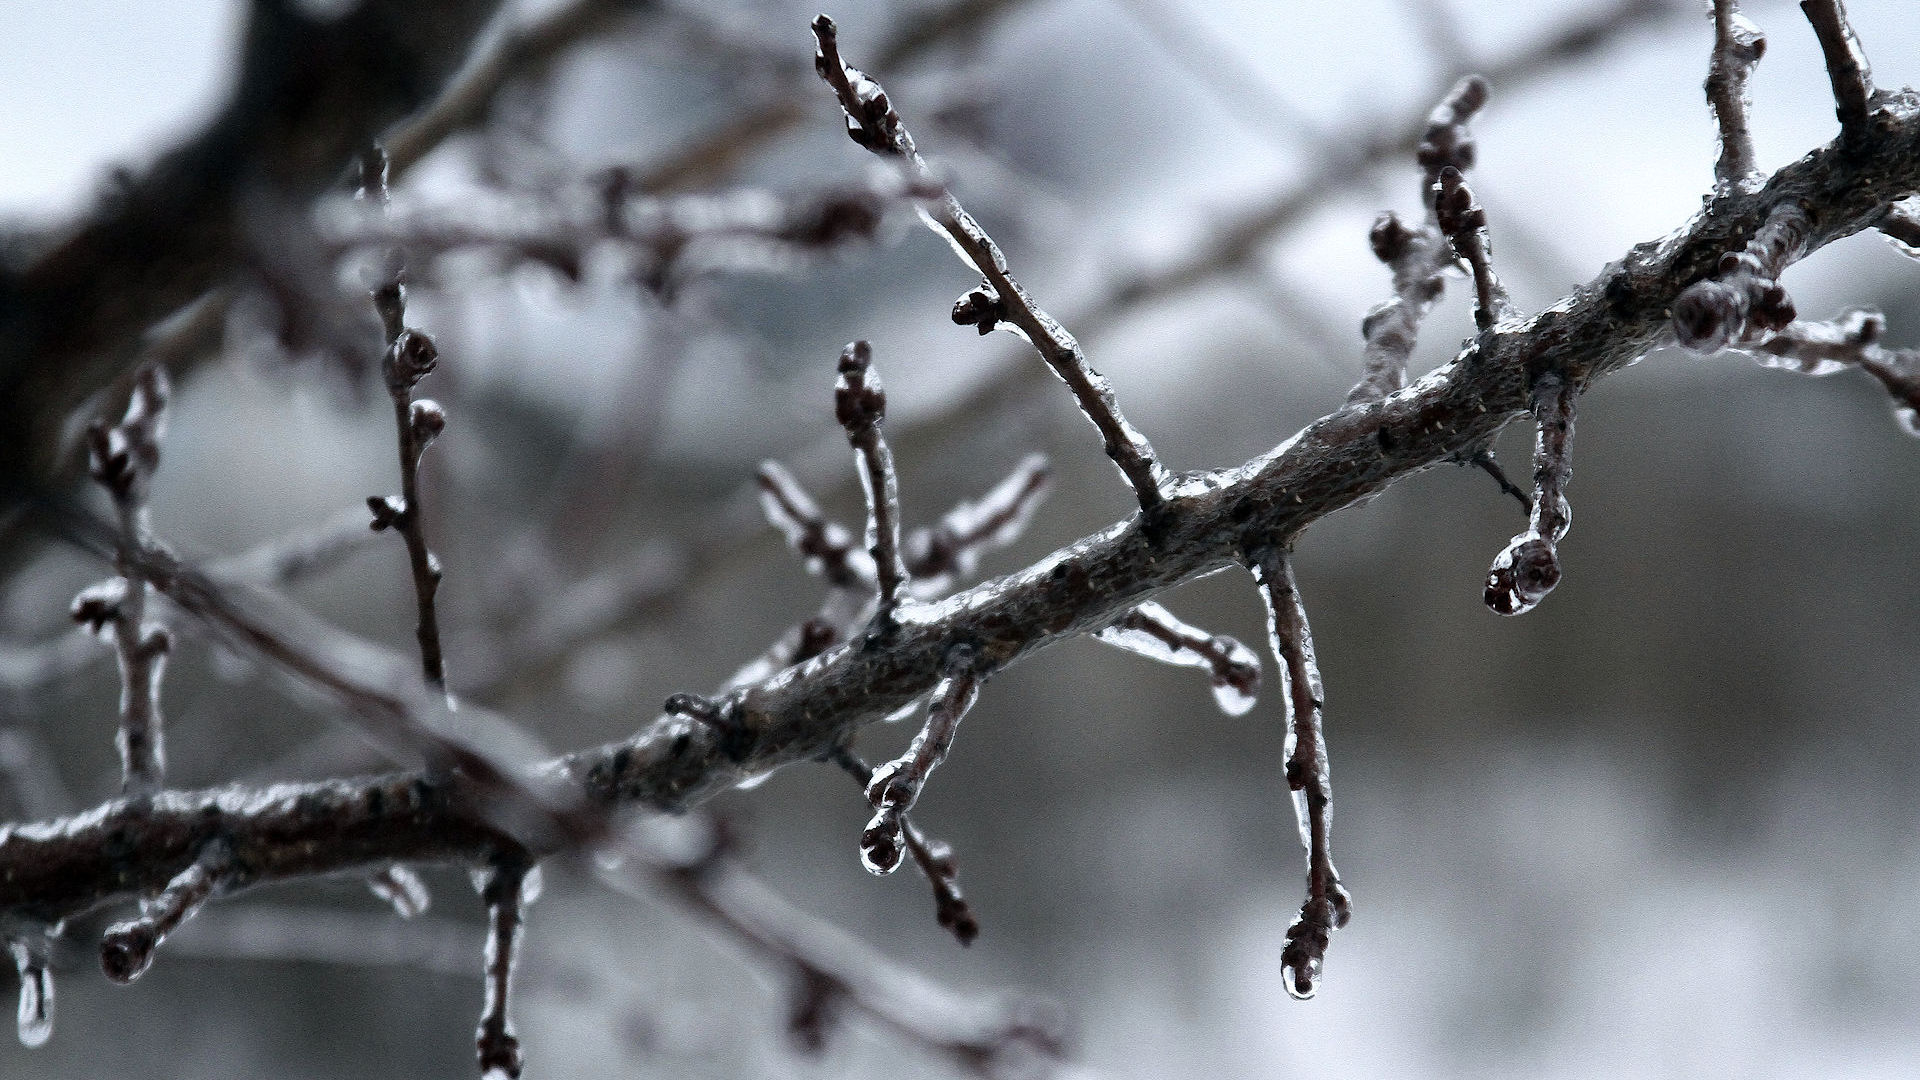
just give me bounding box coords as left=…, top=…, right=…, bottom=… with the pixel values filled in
left=11, top=942, right=52, bottom=1049
left=733, top=770, right=772, bottom=791
left=1281, top=957, right=1319, bottom=1001
left=1211, top=677, right=1257, bottom=717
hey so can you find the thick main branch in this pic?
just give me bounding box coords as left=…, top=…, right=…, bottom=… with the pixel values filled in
left=5, top=90, right=1920, bottom=928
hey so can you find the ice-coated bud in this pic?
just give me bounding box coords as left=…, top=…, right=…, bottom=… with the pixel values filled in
left=1484, top=534, right=1561, bottom=616
left=951, top=285, right=1002, bottom=334
left=384, top=329, right=438, bottom=391
left=410, top=399, right=445, bottom=449
left=70, top=578, right=130, bottom=635
left=366, top=495, right=406, bottom=532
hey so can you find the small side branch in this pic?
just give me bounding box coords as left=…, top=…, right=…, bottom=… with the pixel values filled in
left=860, top=647, right=982, bottom=875
left=1468, top=447, right=1534, bottom=515
left=81, top=364, right=173, bottom=794
left=1094, top=601, right=1262, bottom=717
left=1800, top=0, right=1874, bottom=149
left=1435, top=166, right=1512, bottom=331
left=1706, top=0, right=1768, bottom=192
left=1252, top=551, right=1350, bottom=1001
left=1351, top=76, right=1491, bottom=403
left=1485, top=374, right=1578, bottom=616
left=812, top=15, right=1169, bottom=513
left=904, top=454, right=1051, bottom=594
left=830, top=747, right=979, bottom=945
left=834, top=342, right=910, bottom=618
left=756, top=461, right=874, bottom=591
left=624, top=817, right=1064, bottom=1073
left=1744, top=310, right=1920, bottom=436
left=476, top=852, right=537, bottom=1080
left=359, top=147, right=452, bottom=692
left=1671, top=199, right=1811, bottom=352
left=101, top=841, right=230, bottom=983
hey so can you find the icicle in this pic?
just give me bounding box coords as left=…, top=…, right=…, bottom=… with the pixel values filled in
left=10, top=940, right=52, bottom=1049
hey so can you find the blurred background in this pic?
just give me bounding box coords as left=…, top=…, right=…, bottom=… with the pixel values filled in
left=4, top=0, right=1920, bottom=1076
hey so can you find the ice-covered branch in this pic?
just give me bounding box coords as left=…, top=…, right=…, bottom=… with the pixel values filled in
left=834, top=342, right=911, bottom=619
left=1671, top=199, right=1810, bottom=352
left=1350, top=76, right=1490, bottom=403
left=1741, top=310, right=1920, bottom=436
left=1801, top=0, right=1874, bottom=148
left=1706, top=0, right=1767, bottom=192
left=78, top=364, right=173, bottom=794
left=1434, top=165, right=1511, bottom=331
left=859, top=647, right=982, bottom=876
left=475, top=852, right=537, bottom=1079
left=812, top=14, right=1171, bottom=512
left=1094, top=602, right=1262, bottom=717
left=1252, top=550, right=1349, bottom=1001
left=904, top=453, right=1051, bottom=594
left=829, top=746, right=979, bottom=945
left=1485, top=373, right=1578, bottom=616
left=9, top=67, right=1920, bottom=944
left=100, top=840, right=229, bottom=984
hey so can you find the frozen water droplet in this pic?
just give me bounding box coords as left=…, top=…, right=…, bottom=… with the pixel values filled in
left=1211, top=677, right=1257, bottom=717
left=859, top=814, right=904, bottom=875
left=11, top=943, right=52, bottom=1048
left=1281, top=958, right=1318, bottom=1001
left=520, top=865, right=543, bottom=907
left=733, top=770, right=772, bottom=791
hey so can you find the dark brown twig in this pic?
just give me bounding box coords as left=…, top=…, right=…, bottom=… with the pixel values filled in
left=813, top=15, right=1170, bottom=513
left=1252, top=550, right=1349, bottom=1001
left=475, top=852, right=537, bottom=1079
left=1350, top=76, right=1490, bottom=403
left=904, top=453, right=1051, bottom=594
left=1434, top=165, right=1512, bottom=332
left=756, top=460, right=872, bottom=591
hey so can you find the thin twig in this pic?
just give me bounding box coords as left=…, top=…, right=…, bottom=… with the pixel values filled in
left=1252, top=549, right=1349, bottom=1001
left=1706, top=0, right=1767, bottom=192
left=1800, top=0, right=1874, bottom=148
left=1485, top=373, right=1577, bottom=616
left=80, top=364, right=173, bottom=794
left=834, top=342, right=910, bottom=619
left=813, top=15, right=1170, bottom=513
left=359, top=148, right=452, bottom=693
left=1094, top=601, right=1262, bottom=717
